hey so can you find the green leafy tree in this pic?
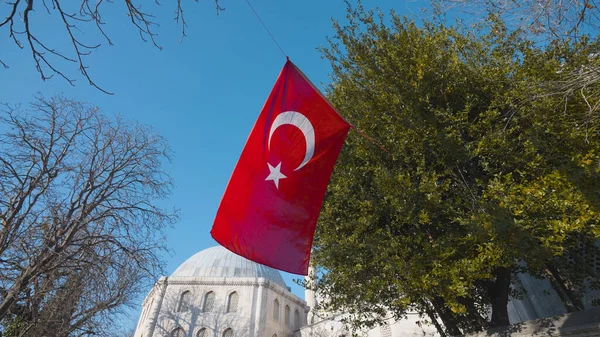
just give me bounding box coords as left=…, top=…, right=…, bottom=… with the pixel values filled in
left=311, top=3, right=600, bottom=335
left=430, top=0, right=600, bottom=154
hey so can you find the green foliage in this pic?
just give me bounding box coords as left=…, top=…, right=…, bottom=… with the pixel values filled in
left=312, top=2, right=600, bottom=333
left=2, top=316, right=24, bottom=337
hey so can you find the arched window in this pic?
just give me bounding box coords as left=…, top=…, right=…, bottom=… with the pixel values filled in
left=222, top=328, right=234, bottom=337
left=227, top=292, right=239, bottom=312
left=177, top=291, right=191, bottom=312
left=171, top=328, right=185, bottom=337
left=284, top=305, right=290, bottom=326
left=203, top=291, right=215, bottom=312
left=197, top=328, right=208, bottom=337
left=294, top=309, right=300, bottom=329
left=380, top=324, right=392, bottom=337
left=273, top=299, right=280, bottom=321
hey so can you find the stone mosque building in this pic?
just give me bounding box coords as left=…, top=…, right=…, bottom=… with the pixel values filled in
left=133, top=245, right=600, bottom=337
left=132, top=245, right=437, bottom=337
left=133, top=246, right=307, bottom=337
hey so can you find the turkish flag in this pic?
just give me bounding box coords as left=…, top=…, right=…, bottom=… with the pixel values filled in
left=211, top=60, right=351, bottom=275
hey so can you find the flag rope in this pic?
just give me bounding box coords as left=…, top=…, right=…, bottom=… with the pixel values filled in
left=245, top=0, right=287, bottom=58
left=351, top=126, right=389, bottom=153
left=240, top=12, right=386, bottom=153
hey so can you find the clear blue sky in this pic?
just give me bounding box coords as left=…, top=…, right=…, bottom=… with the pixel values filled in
left=0, top=0, right=428, bottom=327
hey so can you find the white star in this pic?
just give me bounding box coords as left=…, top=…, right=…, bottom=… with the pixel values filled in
left=265, top=162, right=287, bottom=189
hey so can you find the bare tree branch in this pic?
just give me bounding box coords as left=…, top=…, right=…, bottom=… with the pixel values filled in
left=0, top=95, right=177, bottom=335
left=433, top=0, right=600, bottom=42
left=0, top=0, right=225, bottom=94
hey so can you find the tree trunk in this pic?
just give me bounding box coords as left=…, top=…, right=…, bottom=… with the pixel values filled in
left=0, top=269, right=34, bottom=320
left=459, top=297, right=488, bottom=332
left=431, top=297, right=462, bottom=336
left=422, top=300, right=447, bottom=337
left=0, top=249, right=57, bottom=320
left=545, top=263, right=584, bottom=312
left=489, top=267, right=511, bottom=328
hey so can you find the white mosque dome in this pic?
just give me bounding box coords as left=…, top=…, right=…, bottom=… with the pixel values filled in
left=171, top=245, right=288, bottom=288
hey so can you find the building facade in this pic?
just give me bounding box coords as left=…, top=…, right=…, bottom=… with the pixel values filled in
left=134, top=246, right=307, bottom=337
left=134, top=245, right=600, bottom=337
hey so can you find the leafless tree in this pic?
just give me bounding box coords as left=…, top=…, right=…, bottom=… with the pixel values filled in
left=543, top=58, right=600, bottom=116
left=0, top=95, right=177, bottom=335
left=432, top=0, right=600, bottom=42
left=4, top=260, right=143, bottom=337
left=431, top=0, right=600, bottom=120
left=0, top=0, right=224, bottom=94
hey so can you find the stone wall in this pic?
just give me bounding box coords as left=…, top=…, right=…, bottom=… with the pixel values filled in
left=465, top=308, right=600, bottom=337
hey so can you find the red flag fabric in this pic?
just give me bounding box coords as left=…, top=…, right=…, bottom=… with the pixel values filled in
left=211, top=60, right=351, bottom=275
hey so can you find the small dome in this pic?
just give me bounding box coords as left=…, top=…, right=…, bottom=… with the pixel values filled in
left=171, top=246, right=287, bottom=289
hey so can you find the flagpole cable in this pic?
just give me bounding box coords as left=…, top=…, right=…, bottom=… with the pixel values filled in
left=351, top=126, right=389, bottom=153
left=245, top=0, right=287, bottom=58
left=243, top=1, right=385, bottom=153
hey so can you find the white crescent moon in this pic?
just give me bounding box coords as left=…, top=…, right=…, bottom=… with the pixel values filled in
left=268, top=111, right=315, bottom=171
